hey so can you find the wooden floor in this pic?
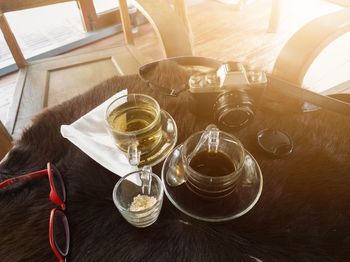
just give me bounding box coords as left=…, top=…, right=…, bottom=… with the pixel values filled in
left=0, top=0, right=349, bottom=125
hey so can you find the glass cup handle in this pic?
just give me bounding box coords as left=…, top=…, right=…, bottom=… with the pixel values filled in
left=166, top=118, right=175, bottom=134
left=208, top=126, right=219, bottom=153
left=189, top=124, right=219, bottom=159
left=127, top=142, right=141, bottom=166
left=140, top=166, right=152, bottom=195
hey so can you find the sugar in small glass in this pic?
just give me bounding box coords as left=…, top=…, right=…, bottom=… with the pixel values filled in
left=112, top=170, right=164, bottom=228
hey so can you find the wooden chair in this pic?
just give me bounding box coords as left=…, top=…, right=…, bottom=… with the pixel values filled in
left=0, top=0, right=193, bottom=134
left=0, top=0, right=193, bottom=158
left=272, top=7, right=350, bottom=90
left=119, top=0, right=193, bottom=52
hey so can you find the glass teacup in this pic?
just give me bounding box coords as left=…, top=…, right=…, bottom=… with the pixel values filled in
left=105, top=94, right=163, bottom=166
left=182, top=125, right=246, bottom=199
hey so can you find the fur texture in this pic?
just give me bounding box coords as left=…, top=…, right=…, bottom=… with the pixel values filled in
left=0, top=62, right=350, bottom=261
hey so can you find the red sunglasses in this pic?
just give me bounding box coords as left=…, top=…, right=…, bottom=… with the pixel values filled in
left=0, top=163, right=70, bottom=262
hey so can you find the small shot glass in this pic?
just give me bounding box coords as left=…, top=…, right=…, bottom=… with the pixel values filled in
left=112, top=170, right=164, bottom=228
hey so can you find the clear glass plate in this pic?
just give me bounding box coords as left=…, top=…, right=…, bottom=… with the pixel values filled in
left=161, top=144, right=263, bottom=222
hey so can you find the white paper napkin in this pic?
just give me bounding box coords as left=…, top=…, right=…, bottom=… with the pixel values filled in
left=60, top=89, right=138, bottom=177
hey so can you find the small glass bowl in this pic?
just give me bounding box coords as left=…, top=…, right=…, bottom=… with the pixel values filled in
left=112, top=170, right=164, bottom=228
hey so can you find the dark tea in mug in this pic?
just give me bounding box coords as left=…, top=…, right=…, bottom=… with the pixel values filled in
left=182, top=126, right=246, bottom=199
left=189, top=150, right=235, bottom=177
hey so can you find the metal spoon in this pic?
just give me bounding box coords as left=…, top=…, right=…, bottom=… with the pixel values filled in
left=166, top=147, right=186, bottom=187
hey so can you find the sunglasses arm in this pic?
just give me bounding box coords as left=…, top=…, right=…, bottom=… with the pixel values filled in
left=0, top=169, right=48, bottom=188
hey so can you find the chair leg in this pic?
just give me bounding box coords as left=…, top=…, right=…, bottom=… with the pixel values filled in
left=268, top=0, right=281, bottom=33
left=0, top=120, right=12, bottom=160
left=0, top=12, right=27, bottom=68
left=119, top=0, right=135, bottom=45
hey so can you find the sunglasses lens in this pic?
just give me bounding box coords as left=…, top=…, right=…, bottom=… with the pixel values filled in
left=51, top=164, right=66, bottom=203
left=52, top=209, right=70, bottom=256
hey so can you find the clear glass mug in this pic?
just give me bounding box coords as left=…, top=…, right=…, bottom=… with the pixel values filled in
left=181, top=125, right=246, bottom=199
left=105, top=94, right=163, bottom=166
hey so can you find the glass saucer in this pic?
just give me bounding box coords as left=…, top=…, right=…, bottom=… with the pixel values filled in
left=161, top=144, right=263, bottom=222
left=139, top=110, right=177, bottom=167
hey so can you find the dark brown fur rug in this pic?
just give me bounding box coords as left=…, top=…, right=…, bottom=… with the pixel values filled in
left=1, top=62, right=350, bottom=261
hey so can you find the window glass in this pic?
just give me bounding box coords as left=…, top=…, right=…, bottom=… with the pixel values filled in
left=1, top=2, right=85, bottom=68
left=93, top=0, right=119, bottom=14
